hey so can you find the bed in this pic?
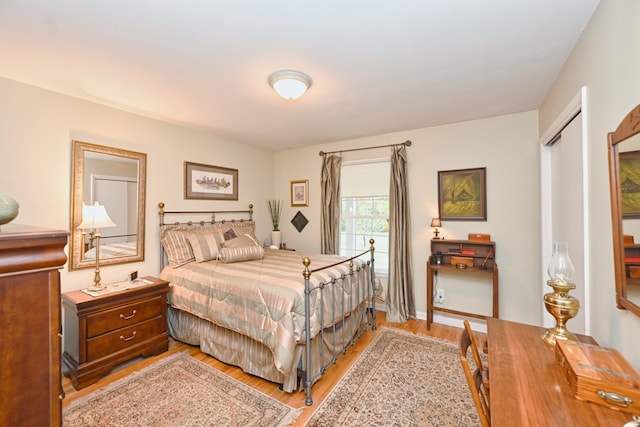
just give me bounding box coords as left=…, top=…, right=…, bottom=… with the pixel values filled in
left=157, top=203, right=377, bottom=405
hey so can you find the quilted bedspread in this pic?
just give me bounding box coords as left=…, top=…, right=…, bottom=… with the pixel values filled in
left=160, top=248, right=371, bottom=376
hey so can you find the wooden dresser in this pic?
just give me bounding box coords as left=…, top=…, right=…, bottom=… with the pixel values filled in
left=62, top=277, right=169, bottom=389
left=0, top=224, right=69, bottom=427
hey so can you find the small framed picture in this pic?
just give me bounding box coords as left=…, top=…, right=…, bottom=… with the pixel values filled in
left=184, top=161, right=238, bottom=200
left=290, top=180, right=309, bottom=207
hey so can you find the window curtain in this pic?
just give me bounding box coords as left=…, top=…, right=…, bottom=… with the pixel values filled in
left=386, top=145, right=415, bottom=322
left=320, top=154, right=342, bottom=254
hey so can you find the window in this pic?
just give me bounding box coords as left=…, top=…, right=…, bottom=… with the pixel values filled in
left=340, top=196, right=389, bottom=273
left=340, top=159, right=390, bottom=274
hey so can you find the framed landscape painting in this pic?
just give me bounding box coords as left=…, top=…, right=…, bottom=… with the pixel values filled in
left=438, top=167, right=486, bottom=221
left=184, top=161, right=238, bottom=200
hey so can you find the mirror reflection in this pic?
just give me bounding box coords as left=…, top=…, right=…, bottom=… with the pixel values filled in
left=609, top=104, right=640, bottom=319
left=70, top=141, right=146, bottom=271
left=619, top=133, right=640, bottom=308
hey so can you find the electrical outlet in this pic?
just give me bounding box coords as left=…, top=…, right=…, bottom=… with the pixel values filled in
left=436, top=289, right=445, bottom=304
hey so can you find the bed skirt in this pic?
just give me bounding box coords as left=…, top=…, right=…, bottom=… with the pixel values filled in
left=167, top=302, right=368, bottom=393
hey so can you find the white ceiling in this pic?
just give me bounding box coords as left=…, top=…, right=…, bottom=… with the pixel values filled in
left=0, top=1, right=599, bottom=151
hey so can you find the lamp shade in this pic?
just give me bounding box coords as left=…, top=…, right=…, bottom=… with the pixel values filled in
left=77, top=202, right=116, bottom=229
left=430, top=218, right=441, bottom=228
left=268, top=70, right=312, bottom=100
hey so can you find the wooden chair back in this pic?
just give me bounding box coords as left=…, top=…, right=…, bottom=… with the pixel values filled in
left=464, top=320, right=484, bottom=371
left=464, top=320, right=490, bottom=402
left=459, top=326, right=491, bottom=427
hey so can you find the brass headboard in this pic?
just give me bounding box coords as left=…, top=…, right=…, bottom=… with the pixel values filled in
left=157, top=202, right=254, bottom=267
left=158, top=202, right=253, bottom=226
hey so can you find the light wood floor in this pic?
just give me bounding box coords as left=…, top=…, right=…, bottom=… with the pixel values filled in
left=62, top=312, right=478, bottom=426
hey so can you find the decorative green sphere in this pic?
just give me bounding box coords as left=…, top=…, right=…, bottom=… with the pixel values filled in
left=0, top=193, right=19, bottom=225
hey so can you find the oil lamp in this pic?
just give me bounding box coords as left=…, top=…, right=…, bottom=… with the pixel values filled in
left=541, top=242, right=580, bottom=346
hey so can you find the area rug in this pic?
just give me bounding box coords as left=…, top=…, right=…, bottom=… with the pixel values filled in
left=63, top=352, right=301, bottom=427
left=305, top=327, right=481, bottom=426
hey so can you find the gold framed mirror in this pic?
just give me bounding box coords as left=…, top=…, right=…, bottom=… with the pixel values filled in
left=608, top=104, right=640, bottom=318
left=69, top=140, right=146, bottom=271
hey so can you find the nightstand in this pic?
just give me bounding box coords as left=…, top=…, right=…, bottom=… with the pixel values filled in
left=62, top=277, right=169, bottom=390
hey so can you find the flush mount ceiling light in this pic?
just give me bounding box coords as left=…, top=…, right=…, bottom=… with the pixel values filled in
left=268, top=70, right=312, bottom=100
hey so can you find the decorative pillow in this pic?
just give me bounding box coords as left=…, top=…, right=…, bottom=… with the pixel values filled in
left=219, top=245, right=264, bottom=263
left=200, top=221, right=257, bottom=241
left=219, top=234, right=264, bottom=263
left=160, top=229, right=195, bottom=267
left=223, top=228, right=238, bottom=241
left=222, top=234, right=259, bottom=248
left=187, top=230, right=220, bottom=262
left=227, top=221, right=256, bottom=239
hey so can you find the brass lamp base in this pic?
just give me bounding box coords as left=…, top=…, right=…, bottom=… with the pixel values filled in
left=541, top=279, right=580, bottom=346
left=541, top=324, right=578, bottom=346
left=86, top=269, right=106, bottom=292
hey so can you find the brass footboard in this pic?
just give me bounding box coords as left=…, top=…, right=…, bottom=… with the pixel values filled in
left=302, top=239, right=377, bottom=405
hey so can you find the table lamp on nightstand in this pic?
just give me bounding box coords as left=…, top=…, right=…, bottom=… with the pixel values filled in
left=78, top=202, right=116, bottom=292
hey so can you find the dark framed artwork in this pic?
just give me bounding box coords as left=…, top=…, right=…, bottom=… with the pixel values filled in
left=291, top=211, right=309, bottom=232
left=290, top=180, right=309, bottom=207
left=620, top=150, right=640, bottom=218
left=184, top=161, right=238, bottom=200
left=438, top=167, right=487, bottom=221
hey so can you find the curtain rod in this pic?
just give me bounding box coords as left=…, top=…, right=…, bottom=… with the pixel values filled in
left=319, top=140, right=411, bottom=156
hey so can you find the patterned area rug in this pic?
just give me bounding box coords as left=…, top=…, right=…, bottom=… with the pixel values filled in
left=305, top=327, right=480, bottom=426
left=63, top=353, right=301, bottom=427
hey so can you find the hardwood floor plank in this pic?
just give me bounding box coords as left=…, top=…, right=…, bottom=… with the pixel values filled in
left=62, top=312, right=476, bottom=426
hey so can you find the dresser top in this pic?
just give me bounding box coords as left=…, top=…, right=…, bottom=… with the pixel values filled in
left=0, top=223, right=68, bottom=238
left=0, top=224, right=69, bottom=274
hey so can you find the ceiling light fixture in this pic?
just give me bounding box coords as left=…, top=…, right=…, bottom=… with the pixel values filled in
left=268, top=70, right=312, bottom=100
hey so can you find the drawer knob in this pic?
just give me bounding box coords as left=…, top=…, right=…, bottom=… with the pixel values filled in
left=119, top=309, right=137, bottom=320
left=119, top=331, right=137, bottom=342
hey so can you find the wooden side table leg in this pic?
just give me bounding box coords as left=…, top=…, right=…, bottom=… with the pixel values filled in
left=426, top=263, right=434, bottom=330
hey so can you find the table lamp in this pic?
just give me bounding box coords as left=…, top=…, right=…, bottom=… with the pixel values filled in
left=77, top=202, right=116, bottom=291
left=430, top=218, right=442, bottom=239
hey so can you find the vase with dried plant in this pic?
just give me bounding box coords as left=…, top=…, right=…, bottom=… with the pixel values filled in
left=267, top=199, right=283, bottom=248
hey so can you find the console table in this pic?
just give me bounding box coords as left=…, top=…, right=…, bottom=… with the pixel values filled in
left=426, top=239, right=498, bottom=329
left=487, top=318, right=632, bottom=425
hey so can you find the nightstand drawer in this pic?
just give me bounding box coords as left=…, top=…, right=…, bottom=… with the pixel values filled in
left=86, top=295, right=165, bottom=338
left=87, top=316, right=165, bottom=361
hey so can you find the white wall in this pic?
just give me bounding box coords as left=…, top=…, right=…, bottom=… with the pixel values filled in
left=539, top=0, right=640, bottom=367
left=275, top=111, right=541, bottom=326
left=0, top=77, right=275, bottom=293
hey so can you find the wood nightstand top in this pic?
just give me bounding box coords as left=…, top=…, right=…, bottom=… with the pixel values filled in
left=63, top=276, right=169, bottom=307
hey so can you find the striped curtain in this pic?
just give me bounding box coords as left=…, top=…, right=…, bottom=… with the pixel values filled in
left=320, top=154, right=342, bottom=254
left=386, top=145, right=415, bottom=322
